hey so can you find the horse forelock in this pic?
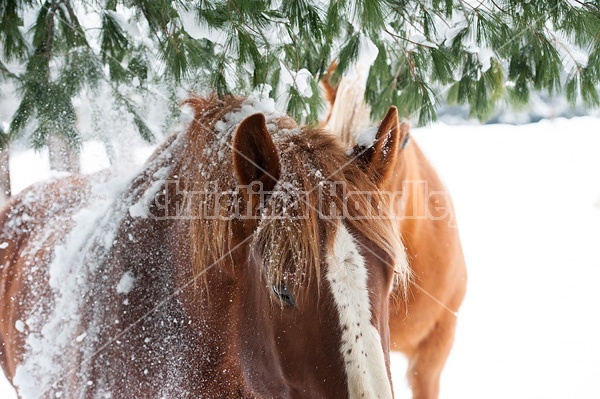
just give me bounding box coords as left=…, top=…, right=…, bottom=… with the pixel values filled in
left=180, top=95, right=408, bottom=301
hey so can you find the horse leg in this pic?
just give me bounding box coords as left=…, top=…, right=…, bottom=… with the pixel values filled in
left=405, top=312, right=457, bottom=399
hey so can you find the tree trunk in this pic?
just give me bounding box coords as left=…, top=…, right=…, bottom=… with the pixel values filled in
left=48, top=135, right=80, bottom=173
left=0, top=148, right=11, bottom=206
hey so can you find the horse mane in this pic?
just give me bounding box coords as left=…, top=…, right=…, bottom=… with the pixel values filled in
left=180, top=95, right=407, bottom=297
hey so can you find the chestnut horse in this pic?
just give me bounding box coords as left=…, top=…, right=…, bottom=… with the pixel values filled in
left=0, top=95, right=410, bottom=398
left=324, top=72, right=468, bottom=398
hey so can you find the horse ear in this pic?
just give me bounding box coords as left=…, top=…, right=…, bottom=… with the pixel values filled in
left=353, top=106, right=405, bottom=186
left=321, top=62, right=339, bottom=115
left=232, top=113, right=280, bottom=192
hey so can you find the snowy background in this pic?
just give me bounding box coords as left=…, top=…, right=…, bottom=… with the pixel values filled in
left=1, top=115, right=599, bottom=398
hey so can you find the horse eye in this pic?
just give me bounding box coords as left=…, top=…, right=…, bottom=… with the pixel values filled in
left=272, top=283, right=296, bottom=307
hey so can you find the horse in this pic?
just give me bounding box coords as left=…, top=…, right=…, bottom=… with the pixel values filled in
left=323, top=71, right=468, bottom=399
left=0, top=94, right=411, bottom=398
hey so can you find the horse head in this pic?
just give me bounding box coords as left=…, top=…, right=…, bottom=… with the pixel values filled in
left=182, top=98, right=408, bottom=398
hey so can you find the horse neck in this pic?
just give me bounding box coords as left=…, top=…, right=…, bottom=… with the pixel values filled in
left=390, top=139, right=447, bottom=229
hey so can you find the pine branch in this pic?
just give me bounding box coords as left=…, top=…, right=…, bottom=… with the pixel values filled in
left=110, top=84, right=156, bottom=143
left=3, top=0, right=600, bottom=141
left=0, top=0, right=30, bottom=61
left=0, top=59, right=19, bottom=80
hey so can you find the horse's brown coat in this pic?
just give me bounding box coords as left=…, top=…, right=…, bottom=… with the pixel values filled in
left=325, top=83, right=468, bottom=398
left=388, top=138, right=467, bottom=398
left=0, top=96, right=406, bottom=398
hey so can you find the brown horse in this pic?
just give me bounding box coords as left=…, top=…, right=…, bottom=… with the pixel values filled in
left=0, top=95, right=410, bottom=398
left=324, top=73, right=468, bottom=399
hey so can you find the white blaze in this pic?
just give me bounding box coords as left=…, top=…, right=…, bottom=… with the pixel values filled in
left=326, top=225, right=393, bottom=399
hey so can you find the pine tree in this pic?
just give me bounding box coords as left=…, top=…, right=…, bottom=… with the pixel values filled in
left=0, top=0, right=599, bottom=183
left=0, top=125, right=10, bottom=203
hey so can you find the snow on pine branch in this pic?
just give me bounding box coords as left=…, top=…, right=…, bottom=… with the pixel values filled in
left=0, top=0, right=599, bottom=146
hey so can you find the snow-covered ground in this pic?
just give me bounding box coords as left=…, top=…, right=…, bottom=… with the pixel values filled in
left=1, top=116, right=600, bottom=398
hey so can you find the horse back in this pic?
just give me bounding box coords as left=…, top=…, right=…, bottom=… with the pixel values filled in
left=0, top=175, right=91, bottom=381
